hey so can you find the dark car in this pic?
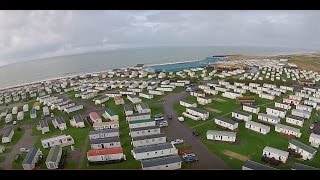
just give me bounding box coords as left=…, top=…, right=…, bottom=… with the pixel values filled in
left=167, top=115, right=173, bottom=119
left=192, top=131, right=199, bottom=136
left=183, top=156, right=199, bottom=163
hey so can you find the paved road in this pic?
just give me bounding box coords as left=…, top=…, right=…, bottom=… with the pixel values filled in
left=0, top=128, right=37, bottom=169
left=162, top=91, right=229, bottom=169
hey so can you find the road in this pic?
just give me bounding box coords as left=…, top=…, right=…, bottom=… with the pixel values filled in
left=0, top=128, right=37, bottom=169
left=162, top=91, right=229, bottom=169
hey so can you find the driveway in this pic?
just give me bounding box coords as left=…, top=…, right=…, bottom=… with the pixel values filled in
left=0, top=128, right=38, bottom=169
left=162, top=91, right=229, bottom=169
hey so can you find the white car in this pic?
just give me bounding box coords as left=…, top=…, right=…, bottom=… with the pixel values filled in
left=13, top=121, right=17, bottom=125
left=171, top=139, right=184, bottom=145
left=159, top=121, right=168, bottom=127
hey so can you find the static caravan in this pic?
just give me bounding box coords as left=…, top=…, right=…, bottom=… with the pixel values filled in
left=132, top=133, right=166, bottom=148
left=22, top=147, right=41, bottom=170
left=126, top=113, right=151, bottom=122
left=2, top=128, right=14, bottom=143
left=206, top=130, right=236, bottom=143
left=222, top=91, right=243, bottom=99
left=128, top=118, right=156, bottom=129
left=5, top=113, right=13, bottom=123
left=43, top=106, right=50, bottom=116
left=70, top=114, right=85, bottom=128
left=203, top=88, right=218, bottom=95
left=288, top=139, right=317, bottom=160
left=258, top=113, right=281, bottom=125
left=37, top=119, right=50, bottom=134
left=259, top=93, right=275, bottom=100
left=132, top=143, right=178, bottom=160
left=105, top=108, right=119, bottom=121
left=87, top=147, right=125, bottom=163
left=90, top=136, right=121, bottom=149
left=30, top=108, right=37, bottom=119
left=262, top=146, right=289, bottom=163
left=291, top=162, right=319, bottom=170
left=127, top=94, right=142, bottom=104
left=266, top=107, right=287, bottom=118
left=197, top=96, right=212, bottom=105
left=89, top=112, right=102, bottom=124
left=280, top=86, right=294, bottom=92
left=231, top=110, right=252, bottom=121
left=139, top=92, right=154, bottom=99
left=64, top=104, right=83, bottom=114
left=45, top=145, right=62, bottom=169
left=242, top=160, right=277, bottom=170
left=114, top=96, right=124, bottom=105
left=136, top=103, right=151, bottom=114
left=130, top=125, right=161, bottom=138
left=89, top=128, right=119, bottom=140
left=214, top=117, right=238, bottom=131
left=291, top=109, right=311, bottom=119
left=304, top=100, right=317, bottom=108
left=245, top=121, right=270, bottom=135
left=286, top=115, right=304, bottom=127
left=23, top=104, right=29, bottom=112
left=141, top=155, right=182, bottom=170
left=94, top=95, right=109, bottom=105
left=296, top=104, right=313, bottom=113
left=93, top=121, right=119, bottom=130
left=52, top=117, right=67, bottom=131
left=190, top=91, right=205, bottom=97
left=149, top=90, right=164, bottom=96
left=179, top=100, right=197, bottom=108
left=309, top=133, right=320, bottom=148
left=17, top=111, right=24, bottom=121
left=124, top=104, right=134, bottom=116
left=12, top=106, right=18, bottom=115
left=185, top=107, right=209, bottom=120
left=41, top=134, right=74, bottom=149
left=275, top=102, right=291, bottom=110
left=105, top=91, right=121, bottom=98
left=243, top=104, right=260, bottom=114
left=275, top=123, right=301, bottom=138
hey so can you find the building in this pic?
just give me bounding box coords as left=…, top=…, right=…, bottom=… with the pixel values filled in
left=309, top=133, right=320, bottom=148
left=22, top=147, right=41, bottom=170
left=0, top=145, right=4, bottom=153
left=259, top=93, right=275, bottom=100
left=266, top=107, right=287, bottom=118
left=33, top=101, right=41, bottom=110
left=206, top=130, right=236, bottom=143
left=132, top=143, right=178, bottom=160
left=124, top=104, right=134, bottom=116
left=139, top=92, right=154, bottom=99
left=90, top=136, right=121, bottom=149
left=37, top=119, right=50, bottom=134
left=105, top=108, right=119, bottom=121
left=127, top=94, right=142, bottom=104
left=12, top=106, right=18, bottom=115
left=70, top=114, right=85, bottom=128
left=288, top=139, right=317, bottom=160
left=222, top=91, right=242, bottom=99
left=23, top=104, right=29, bottom=112
left=291, top=109, right=311, bottom=119
left=136, top=103, right=151, bottom=114
left=214, top=117, right=238, bottom=131
left=291, top=162, right=319, bottom=170
left=87, top=147, right=125, bottom=163
left=262, top=146, right=289, bottom=163
left=41, top=134, right=74, bottom=148
left=130, top=125, right=161, bottom=138
left=89, top=128, right=120, bottom=140
left=242, top=160, right=277, bottom=170
left=128, top=118, right=156, bottom=129
left=132, top=133, right=166, bottom=148
left=275, top=123, right=301, bottom=138
left=5, top=113, right=12, bottom=123
left=126, top=112, right=151, bottom=121
left=105, top=91, right=121, bottom=98
left=45, top=145, right=62, bottom=169
left=141, top=155, right=182, bottom=170
left=185, top=107, right=209, bottom=120
left=275, top=102, right=291, bottom=110
left=258, top=113, right=280, bottom=125
left=296, top=104, right=313, bottom=113
left=30, top=108, right=37, bottom=119
left=2, top=127, right=14, bottom=143
left=179, top=100, right=197, bottom=108
left=52, top=117, right=67, bottom=131
left=242, top=104, right=260, bottom=114
left=231, top=110, right=252, bottom=121
left=89, top=112, right=102, bottom=124
left=245, top=121, right=270, bottom=135
left=197, top=96, right=212, bottom=105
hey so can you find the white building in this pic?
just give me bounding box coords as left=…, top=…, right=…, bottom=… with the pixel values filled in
left=179, top=100, right=197, bottom=108
left=87, top=147, right=125, bottom=163
left=259, top=93, right=275, bottom=100
left=41, top=134, right=74, bottom=148
left=262, top=146, right=289, bottom=163
left=132, top=133, right=166, bottom=148
left=45, top=145, right=62, bottom=169
left=232, top=110, right=252, bottom=122
left=70, top=114, right=85, bottom=128
left=128, top=118, right=156, bottom=129
left=309, top=133, right=320, bottom=148
left=291, top=109, right=311, bottom=119
left=288, top=139, right=317, bottom=160
left=197, top=96, right=212, bottom=105
left=222, top=91, right=243, bottom=99
left=185, top=107, right=209, bottom=120
left=214, top=117, right=238, bottom=131
left=132, top=143, right=178, bottom=160
left=286, top=115, right=304, bottom=127
left=266, top=107, right=287, bottom=118
left=243, top=104, right=260, bottom=114
left=52, top=117, right=67, bottom=131
left=258, top=113, right=281, bottom=125
left=245, top=121, right=270, bottom=135
left=296, top=104, right=313, bottom=113
left=2, top=128, right=14, bottom=143
left=275, top=102, right=291, bottom=110
left=141, top=155, right=182, bottom=170
left=275, top=123, right=301, bottom=138
left=130, top=125, right=161, bottom=138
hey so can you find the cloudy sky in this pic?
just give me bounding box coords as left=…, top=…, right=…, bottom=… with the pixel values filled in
left=0, top=10, right=319, bottom=66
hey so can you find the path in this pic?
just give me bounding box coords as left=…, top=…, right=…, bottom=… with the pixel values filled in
left=162, top=91, right=229, bottom=169
left=77, top=136, right=89, bottom=168
left=0, top=128, right=37, bottom=169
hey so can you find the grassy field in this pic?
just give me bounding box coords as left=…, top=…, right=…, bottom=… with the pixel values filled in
left=173, top=91, right=320, bottom=169
left=288, top=55, right=320, bottom=72
left=0, top=128, right=25, bottom=153
left=0, top=155, right=5, bottom=163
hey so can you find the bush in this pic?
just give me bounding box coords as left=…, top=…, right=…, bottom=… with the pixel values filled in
left=17, top=127, right=22, bottom=131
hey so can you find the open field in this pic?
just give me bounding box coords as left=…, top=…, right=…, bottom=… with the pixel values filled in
left=287, top=55, right=320, bottom=72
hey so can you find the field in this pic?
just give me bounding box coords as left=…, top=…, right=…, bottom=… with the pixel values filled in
left=287, top=54, right=320, bottom=72
left=173, top=91, right=320, bottom=169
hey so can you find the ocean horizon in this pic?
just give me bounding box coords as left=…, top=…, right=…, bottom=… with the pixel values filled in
left=0, top=46, right=315, bottom=89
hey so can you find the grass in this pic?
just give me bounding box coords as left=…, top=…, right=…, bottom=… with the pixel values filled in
left=0, top=156, right=5, bottom=163
left=288, top=55, right=320, bottom=72
left=172, top=90, right=320, bottom=169
left=0, top=128, right=25, bottom=153
left=11, top=153, right=26, bottom=169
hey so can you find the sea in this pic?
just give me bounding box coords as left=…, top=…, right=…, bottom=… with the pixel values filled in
left=0, top=46, right=314, bottom=89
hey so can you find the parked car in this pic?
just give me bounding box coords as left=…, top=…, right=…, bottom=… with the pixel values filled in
left=171, top=139, right=184, bottom=145
left=13, top=121, right=17, bottom=125
left=192, top=131, right=199, bottom=136
left=50, top=113, right=54, bottom=118
left=182, top=153, right=196, bottom=159
left=20, top=148, right=29, bottom=153
left=155, top=116, right=164, bottom=121
left=178, top=117, right=184, bottom=122
left=310, top=124, right=315, bottom=130
left=183, top=156, right=199, bottom=163
left=167, top=115, right=173, bottom=119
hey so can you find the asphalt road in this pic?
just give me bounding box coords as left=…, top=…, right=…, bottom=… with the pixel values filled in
left=162, top=91, right=229, bottom=169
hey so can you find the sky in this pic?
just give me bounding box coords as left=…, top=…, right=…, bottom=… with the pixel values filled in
left=0, top=10, right=319, bottom=66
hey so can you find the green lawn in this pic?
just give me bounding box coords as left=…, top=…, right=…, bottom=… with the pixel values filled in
left=0, top=155, right=5, bottom=163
